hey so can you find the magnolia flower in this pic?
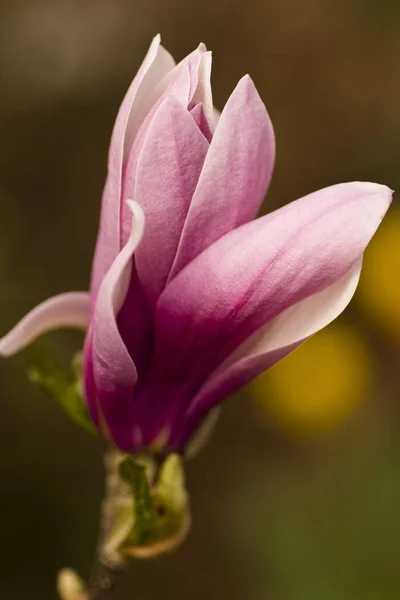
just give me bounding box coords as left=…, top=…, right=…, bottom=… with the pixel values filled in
left=0, top=35, right=392, bottom=454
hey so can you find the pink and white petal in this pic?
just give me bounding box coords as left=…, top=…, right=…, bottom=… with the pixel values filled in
left=119, top=49, right=206, bottom=248
left=153, top=182, right=391, bottom=392
left=178, top=258, right=362, bottom=440
left=125, top=43, right=206, bottom=145
left=186, top=43, right=207, bottom=100
left=89, top=201, right=144, bottom=451
left=134, top=97, right=209, bottom=305
left=189, top=52, right=213, bottom=129
left=170, top=75, right=275, bottom=277
left=0, top=292, right=90, bottom=357
left=123, top=41, right=176, bottom=161
left=90, top=36, right=175, bottom=306
left=120, top=62, right=192, bottom=209
left=157, top=45, right=205, bottom=105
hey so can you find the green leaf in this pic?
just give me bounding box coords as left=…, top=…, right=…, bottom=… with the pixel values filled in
left=119, top=457, right=154, bottom=544
left=25, top=345, right=96, bottom=435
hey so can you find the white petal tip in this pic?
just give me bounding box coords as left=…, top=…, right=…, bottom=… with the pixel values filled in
left=0, top=292, right=90, bottom=358
left=0, top=338, right=18, bottom=358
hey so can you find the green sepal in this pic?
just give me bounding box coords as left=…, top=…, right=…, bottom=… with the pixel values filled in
left=157, top=454, right=188, bottom=515
left=150, top=454, right=189, bottom=541
left=25, top=344, right=96, bottom=435
left=102, top=453, right=191, bottom=559
left=119, top=456, right=154, bottom=545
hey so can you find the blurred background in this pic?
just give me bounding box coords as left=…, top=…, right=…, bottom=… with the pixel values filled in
left=0, top=0, right=400, bottom=598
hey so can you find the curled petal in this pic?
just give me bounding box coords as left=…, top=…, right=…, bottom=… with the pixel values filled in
left=0, top=292, right=90, bottom=357
left=88, top=201, right=145, bottom=451
left=170, top=75, right=275, bottom=276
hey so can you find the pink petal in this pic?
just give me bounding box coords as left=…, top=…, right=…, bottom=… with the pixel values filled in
left=0, top=292, right=90, bottom=357
left=120, top=44, right=204, bottom=165
left=122, top=41, right=176, bottom=162
left=119, top=45, right=207, bottom=249
left=90, top=36, right=175, bottom=307
left=170, top=75, right=275, bottom=277
left=139, top=182, right=391, bottom=440
left=134, top=96, right=209, bottom=305
left=88, top=201, right=144, bottom=450
left=152, top=44, right=207, bottom=109
left=116, top=263, right=153, bottom=378
left=178, top=258, right=362, bottom=441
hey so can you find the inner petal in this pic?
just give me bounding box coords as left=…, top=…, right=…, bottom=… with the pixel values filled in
left=190, top=103, right=212, bottom=142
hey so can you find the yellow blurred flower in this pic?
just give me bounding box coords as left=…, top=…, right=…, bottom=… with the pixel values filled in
left=357, top=204, right=400, bottom=338
left=250, top=322, right=371, bottom=436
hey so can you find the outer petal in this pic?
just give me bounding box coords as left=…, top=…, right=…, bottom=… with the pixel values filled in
left=135, top=182, right=391, bottom=443
left=83, top=323, right=97, bottom=424
left=134, top=97, right=209, bottom=305
left=122, top=40, right=176, bottom=162
left=170, top=75, right=275, bottom=277
left=90, top=36, right=175, bottom=306
left=0, top=292, right=90, bottom=357
left=87, top=201, right=145, bottom=451
left=175, top=258, right=362, bottom=444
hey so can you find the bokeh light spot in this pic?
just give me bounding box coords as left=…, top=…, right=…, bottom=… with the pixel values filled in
left=357, top=205, right=400, bottom=338
left=250, top=322, right=371, bottom=436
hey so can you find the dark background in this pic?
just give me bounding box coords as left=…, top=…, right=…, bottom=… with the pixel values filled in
left=1, top=0, right=400, bottom=598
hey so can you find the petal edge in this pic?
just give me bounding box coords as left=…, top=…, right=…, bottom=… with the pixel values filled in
left=0, top=292, right=90, bottom=357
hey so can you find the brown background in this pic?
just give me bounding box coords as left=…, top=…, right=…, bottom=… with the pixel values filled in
left=0, top=0, right=400, bottom=598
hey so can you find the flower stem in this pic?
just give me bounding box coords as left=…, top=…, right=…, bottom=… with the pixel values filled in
left=87, top=451, right=130, bottom=600
left=87, top=557, right=124, bottom=600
